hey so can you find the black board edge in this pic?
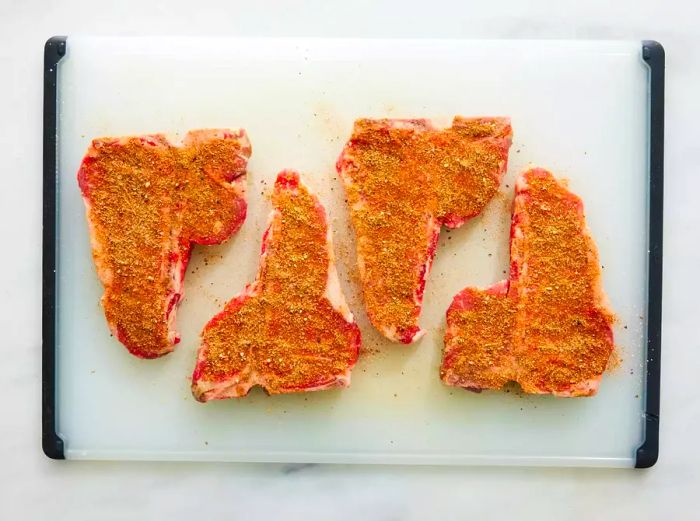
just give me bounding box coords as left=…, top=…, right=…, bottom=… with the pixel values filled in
left=43, top=36, right=67, bottom=460
left=635, top=40, right=664, bottom=469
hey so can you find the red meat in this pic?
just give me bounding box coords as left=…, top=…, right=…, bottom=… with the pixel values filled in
left=441, top=167, right=615, bottom=396
left=77, top=129, right=250, bottom=358
left=192, top=170, right=360, bottom=401
left=337, top=117, right=512, bottom=343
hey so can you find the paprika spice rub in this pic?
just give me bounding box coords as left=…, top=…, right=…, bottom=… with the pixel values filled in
left=337, top=117, right=512, bottom=344
left=78, top=129, right=250, bottom=358
left=441, top=167, right=615, bottom=396
left=192, top=170, right=360, bottom=401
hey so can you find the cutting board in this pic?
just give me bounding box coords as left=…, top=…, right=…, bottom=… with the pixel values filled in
left=43, top=37, right=663, bottom=467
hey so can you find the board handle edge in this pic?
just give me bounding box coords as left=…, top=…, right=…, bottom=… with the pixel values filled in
left=42, top=35, right=67, bottom=461
left=635, top=39, right=664, bottom=470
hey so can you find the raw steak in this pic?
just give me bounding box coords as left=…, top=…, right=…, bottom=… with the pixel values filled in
left=337, top=117, right=512, bottom=343
left=441, top=167, right=615, bottom=397
left=192, top=170, right=361, bottom=401
left=77, top=129, right=250, bottom=359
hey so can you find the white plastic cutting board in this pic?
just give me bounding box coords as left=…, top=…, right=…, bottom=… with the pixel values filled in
left=55, top=37, right=650, bottom=466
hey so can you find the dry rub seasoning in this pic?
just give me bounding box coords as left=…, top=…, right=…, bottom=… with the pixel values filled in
left=337, top=117, right=512, bottom=343
left=77, top=130, right=250, bottom=358
left=192, top=171, right=360, bottom=401
left=441, top=167, right=615, bottom=396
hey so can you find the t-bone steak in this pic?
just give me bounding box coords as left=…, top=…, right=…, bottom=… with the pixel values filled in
left=337, top=117, right=512, bottom=344
left=191, top=170, right=361, bottom=401
left=77, top=129, right=250, bottom=359
left=441, top=167, right=615, bottom=397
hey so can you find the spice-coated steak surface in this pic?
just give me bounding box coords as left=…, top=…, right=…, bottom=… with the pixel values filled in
left=337, top=117, right=512, bottom=344
left=78, top=129, right=250, bottom=358
left=192, top=170, right=361, bottom=401
left=441, top=167, right=615, bottom=396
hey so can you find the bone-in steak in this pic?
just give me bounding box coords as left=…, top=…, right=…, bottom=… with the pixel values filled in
left=192, top=170, right=361, bottom=401
left=78, top=129, right=250, bottom=359
left=337, top=117, right=512, bottom=343
left=441, top=167, right=615, bottom=397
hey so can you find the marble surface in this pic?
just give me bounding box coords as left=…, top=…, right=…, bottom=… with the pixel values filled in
left=1, top=0, right=698, bottom=519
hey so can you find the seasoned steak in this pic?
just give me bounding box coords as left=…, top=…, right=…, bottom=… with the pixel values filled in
left=78, top=129, right=250, bottom=358
left=192, top=170, right=361, bottom=401
left=337, top=117, right=512, bottom=343
left=441, top=167, right=615, bottom=397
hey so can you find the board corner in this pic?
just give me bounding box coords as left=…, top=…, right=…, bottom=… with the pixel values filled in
left=642, top=40, right=665, bottom=64
left=635, top=415, right=659, bottom=468
left=44, top=36, right=67, bottom=65
left=42, top=429, right=65, bottom=460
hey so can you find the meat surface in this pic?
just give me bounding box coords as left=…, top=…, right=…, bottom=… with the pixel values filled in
left=337, top=117, right=512, bottom=343
left=78, top=129, right=250, bottom=359
left=441, top=167, right=615, bottom=397
left=192, top=170, right=360, bottom=401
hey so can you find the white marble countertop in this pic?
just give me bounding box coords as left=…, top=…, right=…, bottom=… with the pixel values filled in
left=1, top=1, right=698, bottom=519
